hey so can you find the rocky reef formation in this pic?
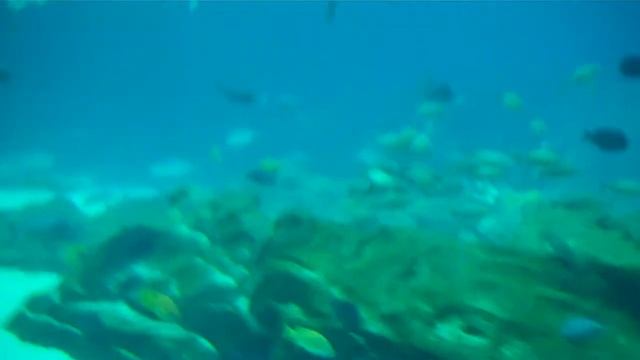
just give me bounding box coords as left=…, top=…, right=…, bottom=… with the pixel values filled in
left=3, top=188, right=640, bottom=359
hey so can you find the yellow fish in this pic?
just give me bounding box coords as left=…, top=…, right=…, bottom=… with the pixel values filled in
left=284, top=326, right=335, bottom=358
left=136, top=288, right=181, bottom=321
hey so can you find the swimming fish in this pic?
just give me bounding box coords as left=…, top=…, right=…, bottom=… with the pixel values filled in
left=368, top=167, right=396, bottom=188
left=247, top=158, right=281, bottom=186
left=619, top=54, right=640, bottom=78
left=325, top=1, right=337, bottom=24
left=584, top=127, right=629, bottom=152
left=247, top=169, right=277, bottom=186
left=283, top=326, right=335, bottom=358
left=425, top=83, right=455, bottom=103
left=560, top=316, right=604, bottom=342
left=217, top=85, right=258, bottom=105
left=572, top=63, right=599, bottom=84
left=134, top=287, right=181, bottom=321
left=502, top=91, right=523, bottom=110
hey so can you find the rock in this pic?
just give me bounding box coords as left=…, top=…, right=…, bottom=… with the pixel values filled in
left=250, top=260, right=334, bottom=322
left=0, top=197, right=88, bottom=272
left=64, top=301, right=218, bottom=360
left=170, top=257, right=237, bottom=297
left=8, top=310, right=128, bottom=360
left=74, top=225, right=209, bottom=297
left=9, top=295, right=219, bottom=360
left=181, top=300, right=270, bottom=358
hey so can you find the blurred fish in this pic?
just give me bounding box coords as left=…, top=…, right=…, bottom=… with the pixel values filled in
left=560, top=316, right=604, bottom=342
left=217, top=85, right=258, bottom=105
left=325, top=1, right=337, bottom=24
left=502, top=91, right=523, bottom=110
left=572, top=63, right=599, bottom=85
left=247, top=158, right=281, bottom=186
left=283, top=326, right=335, bottom=358
left=584, top=127, right=629, bottom=152
left=247, top=168, right=278, bottom=186
left=619, top=54, right=640, bottom=78
left=425, top=83, right=455, bottom=103
left=134, top=287, right=181, bottom=321
left=166, top=186, right=191, bottom=207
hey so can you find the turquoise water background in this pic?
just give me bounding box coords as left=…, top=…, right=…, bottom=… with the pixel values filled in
left=1, top=1, right=639, bottom=188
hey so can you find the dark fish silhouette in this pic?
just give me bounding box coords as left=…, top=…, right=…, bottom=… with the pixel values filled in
left=425, top=83, right=455, bottom=103
left=619, top=55, right=640, bottom=78
left=584, top=127, right=629, bottom=152
left=217, top=85, right=257, bottom=105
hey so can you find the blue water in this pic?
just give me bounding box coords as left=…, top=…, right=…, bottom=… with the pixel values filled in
left=1, top=1, right=639, bottom=188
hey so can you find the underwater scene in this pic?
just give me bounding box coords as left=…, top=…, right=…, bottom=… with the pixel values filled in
left=1, top=1, right=640, bottom=359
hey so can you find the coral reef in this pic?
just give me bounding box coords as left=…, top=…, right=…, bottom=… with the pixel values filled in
left=2, top=186, right=639, bottom=360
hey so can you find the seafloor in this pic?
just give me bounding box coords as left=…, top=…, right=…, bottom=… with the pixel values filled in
left=1, top=168, right=639, bottom=360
